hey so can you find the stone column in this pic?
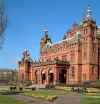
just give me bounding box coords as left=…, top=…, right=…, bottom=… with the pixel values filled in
left=46, top=68, right=49, bottom=85
left=39, top=69, right=42, bottom=84
left=31, top=69, right=34, bottom=84
left=56, top=68, right=60, bottom=84
left=54, top=65, right=57, bottom=85
left=67, top=67, right=70, bottom=84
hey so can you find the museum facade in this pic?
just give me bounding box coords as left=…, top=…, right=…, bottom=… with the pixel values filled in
left=18, top=6, right=100, bottom=85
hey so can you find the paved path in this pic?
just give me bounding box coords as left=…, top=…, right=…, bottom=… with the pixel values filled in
left=8, top=93, right=83, bottom=104
left=0, top=91, right=83, bottom=104
left=9, top=95, right=50, bottom=104
left=54, top=93, right=83, bottom=104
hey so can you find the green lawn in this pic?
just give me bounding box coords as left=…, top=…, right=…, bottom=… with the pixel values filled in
left=81, top=96, right=100, bottom=104
left=4, top=89, right=67, bottom=101
left=5, top=89, right=67, bottom=96
left=20, top=89, right=67, bottom=96
left=0, top=95, right=27, bottom=104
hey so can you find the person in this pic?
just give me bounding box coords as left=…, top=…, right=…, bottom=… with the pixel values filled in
left=77, top=88, right=80, bottom=93
left=72, top=87, right=74, bottom=92
left=82, top=87, right=86, bottom=95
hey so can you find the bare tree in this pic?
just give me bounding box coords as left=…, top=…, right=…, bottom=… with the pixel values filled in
left=0, top=0, right=8, bottom=49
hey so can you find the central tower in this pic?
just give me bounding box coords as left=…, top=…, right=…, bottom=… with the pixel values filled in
left=81, top=5, right=99, bottom=81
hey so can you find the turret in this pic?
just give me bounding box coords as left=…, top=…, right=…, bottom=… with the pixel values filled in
left=18, top=49, right=32, bottom=81
left=81, top=5, right=99, bottom=81
left=82, top=5, right=96, bottom=25
left=40, top=29, right=52, bottom=53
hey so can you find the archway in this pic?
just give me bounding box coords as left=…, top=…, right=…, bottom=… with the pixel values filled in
left=41, top=70, right=46, bottom=84
left=49, top=70, right=54, bottom=84
left=59, top=69, right=66, bottom=84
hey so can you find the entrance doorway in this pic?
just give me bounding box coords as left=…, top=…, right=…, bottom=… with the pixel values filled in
left=59, top=69, right=66, bottom=84
left=42, top=70, right=46, bottom=84
left=49, top=70, right=54, bottom=84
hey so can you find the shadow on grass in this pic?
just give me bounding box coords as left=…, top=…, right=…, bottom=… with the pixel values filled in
left=0, top=91, right=25, bottom=95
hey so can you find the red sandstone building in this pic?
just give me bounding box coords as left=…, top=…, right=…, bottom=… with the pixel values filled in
left=18, top=6, right=100, bottom=85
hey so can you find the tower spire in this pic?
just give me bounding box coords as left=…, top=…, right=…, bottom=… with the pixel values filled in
left=87, top=4, right=92, bottom=17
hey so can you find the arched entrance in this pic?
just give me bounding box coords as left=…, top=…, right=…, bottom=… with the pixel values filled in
left=35, top=71, right=38, bottom=84
left=41, top=70, right=46, bottom=84
left=59, top=69, right=67, bottom=84
left=49, top=70, right=54, bottom=84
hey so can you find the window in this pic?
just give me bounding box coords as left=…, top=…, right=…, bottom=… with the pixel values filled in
left=84, top=29, right=88, bottom=34
left=98, top=48, right=100, bottom=56
left=83, top=42, right=87, bottom=59
left=54, top=56, right=59, bottom=61
left=86, top=29, right=88, bottom=34
left=0, top=72, right=4, bottom=80
left=83, top=73, right=86, bottom=81
left=48, top=56, right=51, bottom=61
left=91, top=66, right=95, bottom=74
left=93, top=31, right=94, bottom=35
left=62, top=56, right=66, bottom=61
left=71, top=54, right=75, bottom=62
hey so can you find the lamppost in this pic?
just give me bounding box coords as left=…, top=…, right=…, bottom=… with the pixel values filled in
left=0, top=0, right=8, bottom=49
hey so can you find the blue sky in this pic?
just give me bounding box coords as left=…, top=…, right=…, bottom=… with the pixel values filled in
left=0, top=0, right=100, bottom=69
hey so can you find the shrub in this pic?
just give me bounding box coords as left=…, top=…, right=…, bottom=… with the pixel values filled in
left=32, top=87, right=36, bottom=91
left=86, top=88, right=100, bottom=93
left=19, top=87, right=23, bottom=91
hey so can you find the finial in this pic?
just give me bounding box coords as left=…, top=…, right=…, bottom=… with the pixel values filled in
left=40, top=24, right=48, bottom=36
left=87, top=4, right=92, bottom=17
left=44, top=25, right=48, bottom=36
left=44, top=25, right=48, bottom=32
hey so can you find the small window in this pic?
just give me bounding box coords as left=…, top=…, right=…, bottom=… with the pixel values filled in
left=71, top=54, right=75, bottom=62
left=83, top=73, right=86, bottom=81
left=84, top=29, right=88, bottom=34
left=62, top=56, right=66, bottom=61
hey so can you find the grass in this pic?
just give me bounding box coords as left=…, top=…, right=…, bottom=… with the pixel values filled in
left=4, top=89, right=67, bottom=101
left=0, top=95, right=27, bottom=104
left=5, top=89, right=67, bottom=96
left=20, top=89, right=67, bottom=101
left=25, top=89, right=67, bottom=96
left=81, top=95, right=100, bottom=104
